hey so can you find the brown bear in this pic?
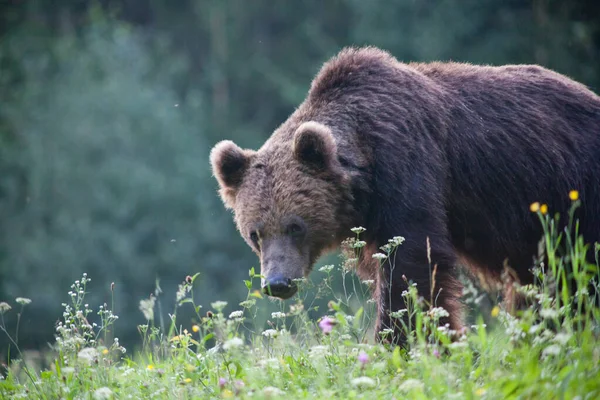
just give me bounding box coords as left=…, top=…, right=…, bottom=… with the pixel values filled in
left=210, top=46, right=600, bottom=345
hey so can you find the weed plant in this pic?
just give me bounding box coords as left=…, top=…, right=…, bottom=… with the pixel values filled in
left=0, top=193, right=599, bottom=399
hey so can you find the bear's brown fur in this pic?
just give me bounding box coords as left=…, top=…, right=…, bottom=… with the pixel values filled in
left=210, top=46, right=600, bottom=345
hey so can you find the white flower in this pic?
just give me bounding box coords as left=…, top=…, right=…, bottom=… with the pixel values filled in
left=351, top=227, right=366, bottom=234
left=390, top=309, right=408, bottom=319
left=228, top=310, right=244, bottom=319
left=223, top=337, right=244, bottom=350
left=399, top=378, right=424, bottom=392
left=77, top=347, right=98, bottom=364
left=553, top=332, right=572, bottom=345
left=389, top=236, right=405, bottom=246
left=93, top=387, right=113, bottom=400
left=429, top=307, right=450, bottom=319
left=372, top=253, right=388, bottom=260
left=540, top=308, right=558, bottom=319
left=308, top=345, right=330, bottom=359
left=271, top=312, right=286, bottom=319
left=211, top=301, right=228, bottom=311
left=61, top=367, right=75, bottom=375
left=351, top=376, right=376, bottom=387
left=352, top=240, right=367, bottom=249
left=263, top=386, right=284, bottom=396
left=542, top=344, right=561, bottom=357
left=138, top=297, right=156, bottom=321
left=239, top=299, right=256, bottom=308
left=15, top=297, right=32, bottom=306
left=362, top=280, right=375, bottom=286
left=0, top=302, right=11, bottom=313
left=262, top=329, right=278, bottom=338
left=318, top=264, right=335, bottom=273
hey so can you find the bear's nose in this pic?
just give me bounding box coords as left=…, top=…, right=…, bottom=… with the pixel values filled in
left=262, top=276, right=298, bottom=299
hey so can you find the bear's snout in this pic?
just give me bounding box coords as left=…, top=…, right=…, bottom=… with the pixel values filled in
left=262, top=274, right=298, bottom=299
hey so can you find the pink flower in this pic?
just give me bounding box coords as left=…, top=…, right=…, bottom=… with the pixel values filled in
left=318, top=316, right=335, bottom=334
left=358, top=351, right=369, bottom=365
left=218, top=377, right=227, bottom=389
left=432, top=349, right=440, bottom=358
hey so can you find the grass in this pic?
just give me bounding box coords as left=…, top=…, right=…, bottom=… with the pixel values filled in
left=1, top=198, right=599, bottom=399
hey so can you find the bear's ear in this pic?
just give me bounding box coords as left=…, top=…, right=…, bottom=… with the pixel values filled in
left=210, top=140, right=252, bottom=208
left=293, top=121, right=337, bottom=170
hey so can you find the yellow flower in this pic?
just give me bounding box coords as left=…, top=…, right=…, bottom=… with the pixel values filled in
left=185, top=364, right=196, bottom=372
left=183, top=378, right=192, bottom=384
left=530, top=202, right=540, bottom=213
left=192, top=324, right=200, bottom=333
left=569, top=190, right=579, bottom=201
left=222, top=389, right=234, bottom=398
left=540, top=204, right=548, bottom=215
left=147, top=364, right=154, bottom=371
left=491, top=306, right=500, bottom=318
left=476, top=388, right=487, bottom=396
left=102, top=349, right=109, bottom=355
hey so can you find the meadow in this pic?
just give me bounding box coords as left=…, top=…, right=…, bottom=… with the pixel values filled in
left=1, top=197, right=599, bottom=399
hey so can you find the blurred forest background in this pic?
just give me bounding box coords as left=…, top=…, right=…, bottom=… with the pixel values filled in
left=1, top=0, right=599, bottom=356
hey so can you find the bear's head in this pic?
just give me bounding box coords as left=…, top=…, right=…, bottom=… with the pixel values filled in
left=210, top=121, right=355, bottom=299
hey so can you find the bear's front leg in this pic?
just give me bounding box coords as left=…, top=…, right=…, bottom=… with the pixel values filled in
left=373, top=239, right=463, bottom=347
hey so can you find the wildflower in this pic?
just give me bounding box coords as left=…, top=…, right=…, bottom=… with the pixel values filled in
left=139, top=296, right=156, bottom=321
left=390, top=309, right=408, bottom=319
left=211, top=301, right=228, bottom=311
left=540, top=308, right=558, bottom=319
left=542, top=344, right=561, bottom=357
left=476, top=388, right=487, bottom=396
left=351, top=227, right=366, bottom=234
left=491, top=306, right=500, bottom=317
left=228, top=310, right=244, bottom=320
left=399, top=378, right=424, bottom=392
left=77, top=348, right=98, bottom=364
left=192, top=324, right=200, bottom=333
left=93, top=387, right=113, bottom=400
left=530, top=202, right=540, bottom=212
left=262, top=329, right=278, bottom=338
left=432, top=348, right=440, bottom=358
left=540, top=204, right=548, bottom=215
left=102, top=349, right=109, bottom=355
left=0, top=302, right=11, bottom=314
left=271, top=311, right=286, bottom=319
left=147, top=364, right=155, bottom=371
left=378, top=328, right=394, bottom=337
left=185, top=275, right=193, bottom=284
left=389, top=236, right=405, bottom=246
left=362, top=279, right=375, bottom=287
left=223, top=337, right=244, bottom=350
left=352, top=240, right=367, bottom=248
left=351, top=376, right=376, bottom=388
left=318, top=316, right=336, bottom=334
left=239, top=299, right=256, bottom=308
left=429, top=307, right=450, bottom=319
left=358, top=351, right=369, bottom=365
left=263, top=386, right=285, bottom=396
left=183, top=378, right=192, bottom=384
left=217, top=377, right=228, bottom=389
left=15, top=297, right=32, bottom=306
left=318, top=264, right=335, bottom=273
left=553, top=332, right=572, bottom=345
left=372, top=253, right=388, bottom=260
left=569, top=190, right=579, bottom=201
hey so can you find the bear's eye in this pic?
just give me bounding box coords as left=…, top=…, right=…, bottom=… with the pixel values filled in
left=249, top=231, right=260, bottom=248
left=287, top=223, right=305, bottom=237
